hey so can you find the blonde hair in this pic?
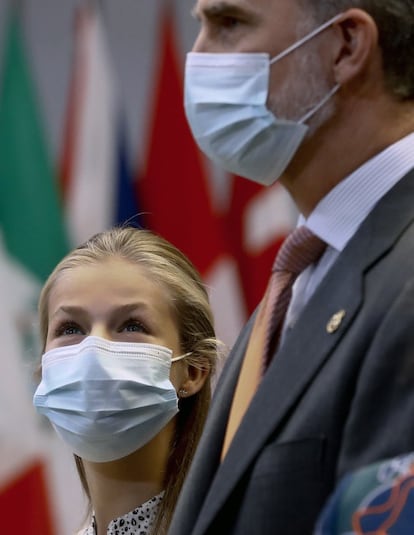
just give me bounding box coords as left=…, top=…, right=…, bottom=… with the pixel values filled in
left=38, top=226, right=219, bottom=534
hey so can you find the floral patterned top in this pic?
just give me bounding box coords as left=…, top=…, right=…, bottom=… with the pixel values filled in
left=82, top=492, right=164, bottom=534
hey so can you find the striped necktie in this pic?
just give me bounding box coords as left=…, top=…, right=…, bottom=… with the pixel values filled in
left=221, top=226, right=327, bottom=460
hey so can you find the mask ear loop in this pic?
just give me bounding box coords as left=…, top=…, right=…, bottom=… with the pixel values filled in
left=269, top=13, right=344, bottom=65
left=171, top=352, right=192, bottom=363
left=174, top=353, right=193, bottom=398
left=299, top=83, right=340, bottom=124
left=268, top=13, right=344, bottom=125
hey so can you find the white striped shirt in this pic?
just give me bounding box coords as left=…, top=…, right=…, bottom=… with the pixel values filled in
left=284, top=131, right=414, bottom=331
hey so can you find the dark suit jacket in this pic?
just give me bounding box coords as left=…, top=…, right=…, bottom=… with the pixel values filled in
left=168, top=168, right=414, bottom=535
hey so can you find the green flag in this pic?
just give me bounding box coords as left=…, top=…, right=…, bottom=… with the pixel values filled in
left=0, top=12, right=68, bottom=282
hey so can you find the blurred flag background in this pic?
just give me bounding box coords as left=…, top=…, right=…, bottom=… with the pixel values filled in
left=0, top=1, right=296, bottom=533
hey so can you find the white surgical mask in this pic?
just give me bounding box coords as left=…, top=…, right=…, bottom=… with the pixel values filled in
left=184, top=14, right=342, bottom=186
left=33, top=336, right=188, bottom=462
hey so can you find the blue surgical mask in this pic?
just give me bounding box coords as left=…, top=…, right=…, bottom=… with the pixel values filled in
left=184, top=14, right=342, bottom=186
left=33, top=336, right=188, bottom=462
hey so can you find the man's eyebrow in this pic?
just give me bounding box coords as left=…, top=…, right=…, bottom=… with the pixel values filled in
left=191, top=2, right=250, bottom=21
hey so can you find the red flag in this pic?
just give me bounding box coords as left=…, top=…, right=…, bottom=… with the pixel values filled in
left=139, top=8, right=225, bottom=274
left=226, top=179, right=296, bottom=314
left=0, top=461, right=55, bottom=534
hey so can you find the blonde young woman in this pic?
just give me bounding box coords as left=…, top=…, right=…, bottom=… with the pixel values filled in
left=33, top=227, right=220, bottom=535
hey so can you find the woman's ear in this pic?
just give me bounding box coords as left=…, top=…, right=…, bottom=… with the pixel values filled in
left=178, top=363, right=209, bottom=398
left=330, top=8, right=379, bottom=86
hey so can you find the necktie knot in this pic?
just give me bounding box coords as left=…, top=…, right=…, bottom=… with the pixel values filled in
left=273, top=225, right=326, bottom=276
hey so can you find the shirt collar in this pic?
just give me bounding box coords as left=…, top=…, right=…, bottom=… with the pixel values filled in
left=87, top=491, right=164, bottom=534
left=299, top=132, right=414, bottom=251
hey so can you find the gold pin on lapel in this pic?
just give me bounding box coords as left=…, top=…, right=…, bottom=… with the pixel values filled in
left=326, top=309, right=346, bottom=334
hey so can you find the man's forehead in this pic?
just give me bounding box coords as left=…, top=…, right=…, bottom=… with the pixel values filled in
left=192, top=0, right=265, bottom=18
left=192, top=0, right=297, bottom=21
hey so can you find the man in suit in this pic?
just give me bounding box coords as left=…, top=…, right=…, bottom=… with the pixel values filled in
left=168, top=1, right=414, bottom=534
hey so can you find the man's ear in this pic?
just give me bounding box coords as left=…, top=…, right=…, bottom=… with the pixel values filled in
left=330, top=8, right=379, bottom=86
left=178, top=363, right=209, bottom=398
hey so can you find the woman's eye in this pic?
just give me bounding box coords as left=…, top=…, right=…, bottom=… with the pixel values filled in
left=121, top=320, right=147, bottom=334
left=55, top=322, right=83, bottom=337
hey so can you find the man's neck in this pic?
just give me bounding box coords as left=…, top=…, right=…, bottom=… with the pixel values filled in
left=280, top=97, right=414, bottom=217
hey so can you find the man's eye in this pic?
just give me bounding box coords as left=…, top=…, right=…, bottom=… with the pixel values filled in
left=220, top=16, right=240, bottom=29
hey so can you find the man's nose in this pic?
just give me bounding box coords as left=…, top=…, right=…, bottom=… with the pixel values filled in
left=192, top=31, right=205, bottom=52
left=192, top=31, right=228, bottom=53
left=192, top=27, right=218, bottom=53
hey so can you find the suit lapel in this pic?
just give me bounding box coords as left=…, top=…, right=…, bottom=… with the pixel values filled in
left=194, top=241, right=364, bottom=534
left=192, top=170, right=414, bottom=535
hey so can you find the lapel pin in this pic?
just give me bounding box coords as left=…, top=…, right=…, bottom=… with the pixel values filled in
left=326, top=309, right=346, bottom=334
